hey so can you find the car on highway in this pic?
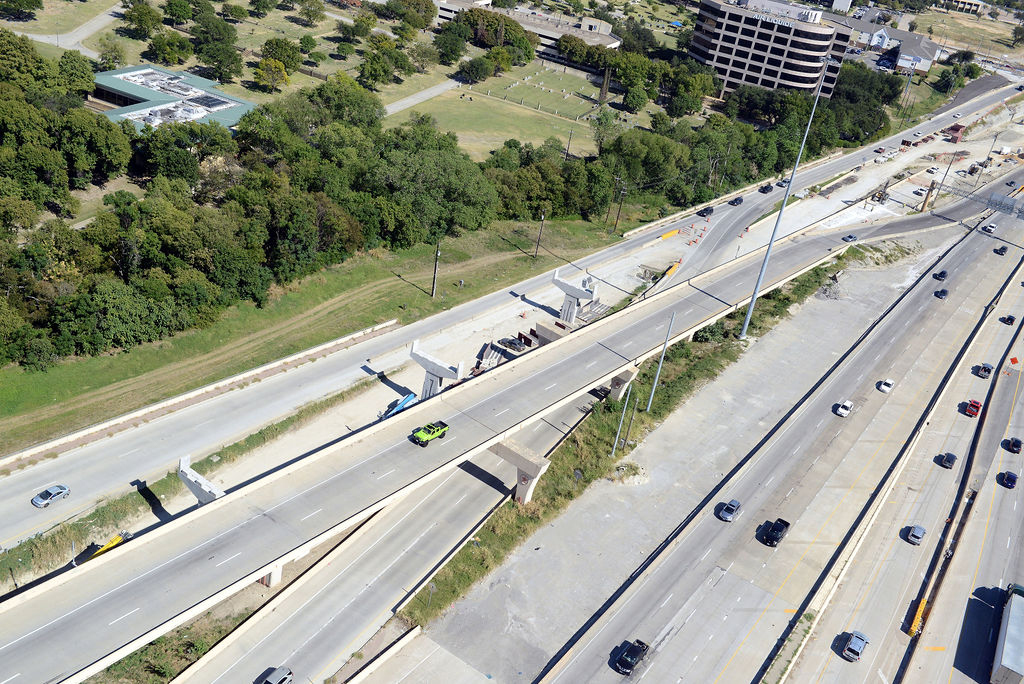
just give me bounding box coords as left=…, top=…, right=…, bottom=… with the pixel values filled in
left=1005, top=315, right=1017, bottom=326
left=940, top=452, right=957, bottom=469
left=696, top=207, right=714, bottom=218
left=997, top=245, right=1009, bottom=256
left=1009, top=180, right=1017, bottom=187
left=874, top=147, right=886, bottom=154
left=759, top=184, right=774, bottom=194
left=879, top=378, right=895, bottom=393
left=983, top=224, right=997, bottom=234
left=936, top=289, right=948, bottom=300
left=31, top=484, right=70, bottom=508
left=776, top=178, right=790, bottom=188
left=934, top=270, right=948, bottom=281
left=966, top=399, right=982, bottom=417
left=255, top=667, right=294, bottom=684
left=411, top=421, right=449, bottom=446
left=914, top=131, right=923, bottom=137
left=842, top=234, right=857, bottom=243
left=614, top=639, right=649, bottom=674
left=719, top=499, right=742, bottom=522
left=498, top=337, right=526, bottom=352
left=1005, top=472, right=1019, bottom=489
left=728, top=196, right=744, bottom=206
left=953, top=113, right=963, bottom=118
left=1010, top=438, right=1022, bottom=454
left=979, top=363, right=994, bottom=379
left=837, top=400, right=853, bottom=417
left=907, top=524, right=926, bottom=545
left=841, top=631, right=870, bottom=661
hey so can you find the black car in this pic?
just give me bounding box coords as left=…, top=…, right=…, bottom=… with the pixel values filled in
left=696, top=207, right=714, bottom=218
left=934, top=270, right=947, bottom=281
left=759, top=184, right=774, bottom=194
left=1008, top=180, right=1017, bottom=187
left=997, top=245, right=1009, bottom=256
left=765, top=518, right=790, bottom=546
left=728, top=196, right=744, bottom=206
left=940, top=452, right=957, bottom=469
left=1010, top=438, right=1022, bottom=454
left=614, top=639, right=649, bottom=675
left=1005, top=472, right=1018, bottom=489
left=498, top=337, right=526, bottom=352
left=936, top=289, right=948, bottom=300
left=1006, top=315, right=1017, bottom=326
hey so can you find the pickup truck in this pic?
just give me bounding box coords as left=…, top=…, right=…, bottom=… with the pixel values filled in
left=411, top=421, right=449, bottom=446
left=766, top=518, right=790, bottom=547
left=614, top=639, right=649, bottom=675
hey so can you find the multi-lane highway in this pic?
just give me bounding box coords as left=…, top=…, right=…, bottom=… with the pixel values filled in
left=2, top=82, right=1013, bottom=555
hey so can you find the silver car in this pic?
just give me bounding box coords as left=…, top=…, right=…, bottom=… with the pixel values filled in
left=31, top=484, right=70, bottom=508
left=719, top=499, right=741, bottom=522
left=842, top=631, right=869, bottom=661
left=908, top=524, right=926, bottom=545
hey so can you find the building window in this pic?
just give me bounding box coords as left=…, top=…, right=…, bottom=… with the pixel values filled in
left=770, top=46, right=786, bottom=56
left=764, top=68, right=778, bottom=78
left=738, top=38, right=752, bottom=48
left=767, top=57, right=781, bottom=66
left=724, top=21, right=738, bottom=33
left=734, top=49, right=749, bottom=59
left=757, top=31, right=771, bottom=41
left=743, top=16, right=758, bottom=25
left=789, top=39, right=827, bottom=52
left=741, top=27, right=756, bottom=37
left=719, top=45, right=733, bottom=55
left=776, top=25, right=791, bottom=34
left=744, top=73, right=759, bottom=83
left=729, top=70, right=743, bottom=80
left=722, top=33, right=736, bottom=44
left=755, top=42, right=768, bottom=52
left=748, top=63, right=762, bottom=73
left=793, top=28, right=828, bottom=41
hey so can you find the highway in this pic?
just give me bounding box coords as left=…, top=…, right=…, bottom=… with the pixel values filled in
left=1, top=81, right=1013, bottom=553
left=543, top=207, right=1024, bottom=679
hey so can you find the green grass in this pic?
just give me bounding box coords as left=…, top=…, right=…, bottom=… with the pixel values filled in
left=400, top=258, right=844, bottom=626
left=386, top=88, right=597, bottom=160
left=0, top=218, right=621, bottom=453
left=894, top=68, right=950, bottom=124
left=912, top=9, right=1024, bottom=61
left=0, top=0, right=116, bottom=34
left=29, top=38, right=67, bottom=60
left=476, top=63, right=603, bottom=119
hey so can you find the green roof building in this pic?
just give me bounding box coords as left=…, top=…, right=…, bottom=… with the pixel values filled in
left=93, top=65, right=254, bottom=130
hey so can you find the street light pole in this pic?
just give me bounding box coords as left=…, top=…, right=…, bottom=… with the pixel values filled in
left=533, top=211, right=545, bottom=258
left=975, top=131, right=1004, bottom=189
left=739, top=58, right=836, bottom=340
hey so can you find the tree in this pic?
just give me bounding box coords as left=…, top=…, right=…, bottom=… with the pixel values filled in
left=0, top=0, right=42, bottom=20
left=123, top=0, right=163, bottom=39
left=352, top=9, right=376, bottom=36
left=262, top=38, right=301, bottom=72
left=299, top=34, right=317, bottom=53
left=458, top=56, right=493, bottom=83
left=408, top=40, right=438, bottom=73
left=58, top=51, right=96, bottom=95
left=148, top=29, right=193, bottom=64
left=297, top=0, right=325, bottom=26
left=97, top=34, right=126, bottom=70
left=198, top=39, right=242, bottom=81
left=908, top=20, right=918, bottom=32
left=434, top=30, right=467, bottom=65
left=1014, top=25, right=1024, bottom=47
left=990, top=9, right=1000, bottom=19
left=590, top=106, right=621, bottom=153
left=163, top=0, right=192, bottom=24
left=223, top=3, right=248, bottom=21
left=249, top=0, right=274, bottom=17
left=254, top=57, right=289, bottom=91
left=358, top=50, right=394, bottom=89
left=307, top=50, right=325, bottom=66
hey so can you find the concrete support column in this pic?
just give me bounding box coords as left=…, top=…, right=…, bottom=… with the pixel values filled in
left=177, top=455, right=225, bottom=506
left=410, top=339, right=464, bottom=400
left=608, top=368, right=639, bottom=401
left=258, top=564, right=283, bottom=587
left=490, top=442, right=550, bottom=505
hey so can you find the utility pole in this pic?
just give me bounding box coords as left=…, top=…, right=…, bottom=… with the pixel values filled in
left=613, top=184, right=627, bottom=232
left=606, top=176, right=620, bottom=224
left=533, top=211, right=546, bottom=258
left=564, top=129, right=573, bottom=161
left=431, top=240, right=440, bottom=298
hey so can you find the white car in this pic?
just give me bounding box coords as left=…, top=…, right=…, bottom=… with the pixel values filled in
left=927, top=166, right=940, bottom=174
left=837, top=401, right=853, bottom=417
left=983, top=224, right=997, bottom=234
left=879, top=379, right=895, bottom=393
left=914, top=131, right=923, bottom=137
left=953, top=113, right=963, bottom=118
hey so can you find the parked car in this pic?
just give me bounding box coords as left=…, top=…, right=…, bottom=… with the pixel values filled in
left=979, top=363, right=994, bottom=379
left=759, top=184, right=774, bottom=194
left=696, top=207, right=714, bottom=218
left=927, top=166, right=940, bottom=174
left=1005, top=315, right=1017, bottom=326
left=940, top=452, right=957, bottom=469
left=31, top=484, right=70, bottom=508
left=1010, top=438, right=1022, bottom=454
left=907, top=524, right=926, bottom=545
left=842, top=234, right=858, bottom=243
left=879, top=378, right=895, bottom=393
left=1005, top=472, right=1019, bottom=489
left=841, top=631, right=870, bottom=661
left=936, top=289, right=949, bottom=300
left=934, top=270, right=948, bottom=281
left=614, top=639, right=649, bottom=675
left=983, top=224, right=997, bottom=234
left=728, top=196, right=744, bottom=206
left=966, top=399, right=982, bottom=417
left=499, top=337, right=526, bottom=352
left=837, top=400, right=853, bottom=417
left=997, top=245, right=1009, bottom=256
left=719, top=499, right=742, bottom=522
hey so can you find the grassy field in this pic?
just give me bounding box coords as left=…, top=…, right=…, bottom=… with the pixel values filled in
left=0, top=217, right=647, bottom=453
left=29, top=38, right=67, bottom=60
left=0, top=0, right=115, bottom=34
left=912, top=9, right=1023, bottom=60
left=386, top=88, right=598, bottom=159
left=476, top=63, right=603, bottom=119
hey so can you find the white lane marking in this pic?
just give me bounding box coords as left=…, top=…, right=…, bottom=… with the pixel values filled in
left=533, top=423, right=543, bottom=431
left=0, top=675, right=19, bottom=684
left=108, top=608, right=140, bottom=626
left=786, top=488, right=794, bottom=499
left=195, top=419, right=214, bottom=428
left=622, top=340, right=633, bottom=349
left=215, top=552, right=241, bottom=568
left=121, top=448, right=139, bottom=458
left=495, top=409, right=510, bottom=417
left=765, top=476, right=774, bottom=486
left=890, top=336, right=896, bottom=344
left=722, top=614, right=728, bottom=621
left=659, top=593, right=674, bottom=609
left=816, top=419, right=823, bottom=428
left=875, top=353, right=881, bottom=361
left=736, top=596, right=741, bottom=602
left=685, top=609, right=696, bottom=624
left=300, top=508, right=322, bottom=522
left=544, top=383, right=557, bottom=391
left=394, top=644, right=441, bottom=682
left=857, top=373, right=864, bottom=382
left=700, top=548, right=711, bottom=561
left=655, top=324, right=664, bottom=330
left=726, top=562, right=733, bottom=573
left=1009, top=537, right=1012, bottom=549
left=585, top=361, right=597, bottom=369
left=877, top=668, right=889, bottom=684
left=377, top=469, right=396, bottom=480
left=453, top=494, right=466, bottom=506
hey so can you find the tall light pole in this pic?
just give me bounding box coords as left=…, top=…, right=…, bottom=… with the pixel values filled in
left=974, top=131, right=1004, bottom=189
left=739, top=57, right=837, bottom=340
left=533, top=211, right=546, bottom=258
